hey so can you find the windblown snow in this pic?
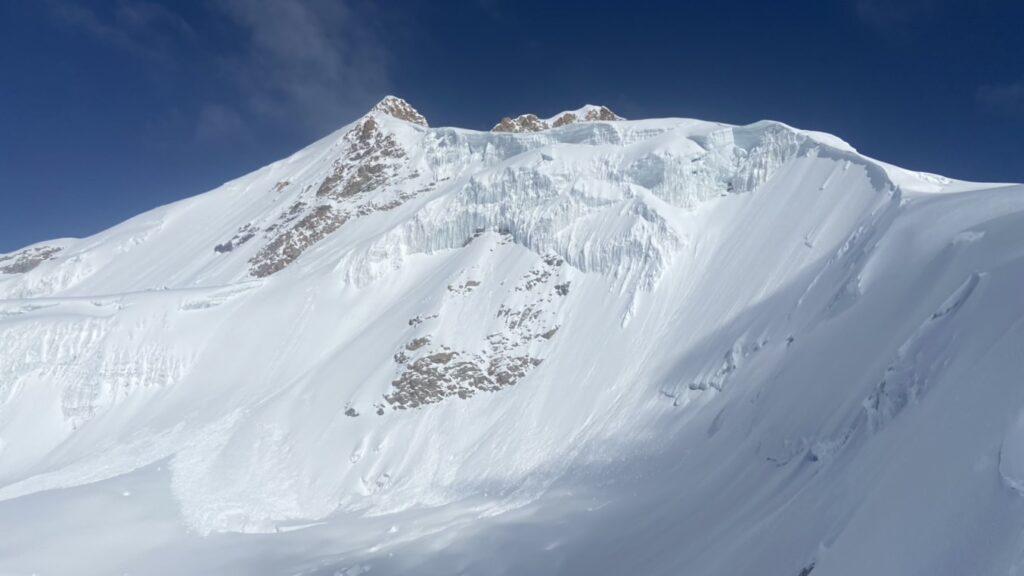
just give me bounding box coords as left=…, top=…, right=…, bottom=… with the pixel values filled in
left=2, top=97, right=1024, bottom=575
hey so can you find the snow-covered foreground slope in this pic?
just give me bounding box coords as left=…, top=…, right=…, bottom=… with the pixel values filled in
left=2, top=97, right=1024, bottom=575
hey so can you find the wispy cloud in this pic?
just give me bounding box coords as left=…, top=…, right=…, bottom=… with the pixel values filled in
left=977, top=81, right=1024, bottom=119
left=46, top=0, right=195, bottom=62
left=194, top=102, right=246, bottom=142
left=853, top=0, right=959, bottom=32
left=46, top=0, right=393, bottom=138
left=213, top=0, right=392, bottom=132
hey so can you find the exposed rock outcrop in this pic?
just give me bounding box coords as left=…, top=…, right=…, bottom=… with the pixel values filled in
left=551, top=105, right=622, bottom=127
left=492, top=113, right=549, bottom=133
left=492, top=105, right=622, bottom=132
left=371, top=95, right=428, bottom=127
left=0, top=245, right=62, bottom=274
left=247, top=108, right=419, bottom=278
left=385, top=251, right=567, bottom=410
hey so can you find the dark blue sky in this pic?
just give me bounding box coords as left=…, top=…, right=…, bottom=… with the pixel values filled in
left=2, top=0, right=1023, bottom=252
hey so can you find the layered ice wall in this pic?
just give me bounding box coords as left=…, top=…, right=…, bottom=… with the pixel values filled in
left=0, top=103, right=862, bottom=299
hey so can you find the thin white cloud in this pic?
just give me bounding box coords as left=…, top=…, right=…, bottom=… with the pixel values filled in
left=46, top=0, right=195, bottom=62
left=195, top=103, right=246, bottom=142
left=212, top=0, right=392, bottom=132
left=46, top=0, right=393, bottom=137
left=977, top=81, right=1024, bottom=118
left=853, top=0, right=975, bottom=34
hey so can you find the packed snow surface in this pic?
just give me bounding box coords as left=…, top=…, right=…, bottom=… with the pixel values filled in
left=2, top=97, right=1024, bottom=575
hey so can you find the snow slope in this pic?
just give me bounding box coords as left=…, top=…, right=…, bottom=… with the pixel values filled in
left=2, top=97, right=1024, bottom=575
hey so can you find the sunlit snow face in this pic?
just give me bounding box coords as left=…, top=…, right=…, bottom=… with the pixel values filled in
left=2, top=95, right=1020, bottom=576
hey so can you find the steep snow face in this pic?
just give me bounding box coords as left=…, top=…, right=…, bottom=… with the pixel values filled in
left=2, top=97, right=1024, bottom=575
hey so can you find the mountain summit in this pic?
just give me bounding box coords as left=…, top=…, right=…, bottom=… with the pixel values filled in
left=2, top=98, right=1024, bottom=575
left=492, top=104, right=623, bottom=132
left=370, top=95, right=429, bottom=126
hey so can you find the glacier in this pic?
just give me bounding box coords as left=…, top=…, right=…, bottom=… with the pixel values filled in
left=2, top=96, right=1024, bottom=575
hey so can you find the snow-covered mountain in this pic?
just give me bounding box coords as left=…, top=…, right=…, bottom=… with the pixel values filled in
left=2, top=96, right=1024, bottom=575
